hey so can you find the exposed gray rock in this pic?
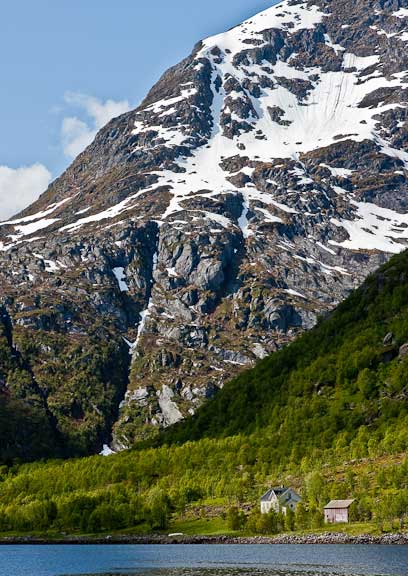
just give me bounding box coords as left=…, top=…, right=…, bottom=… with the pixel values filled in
left=383, top=332, right=394, bottom=346
left=398, top=343, right=408, bottom=358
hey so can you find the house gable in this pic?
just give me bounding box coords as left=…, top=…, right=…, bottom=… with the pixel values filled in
left=260, top=486, right=302, bottom=514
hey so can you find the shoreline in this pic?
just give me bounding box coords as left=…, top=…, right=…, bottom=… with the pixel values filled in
left=0, top=532, right=407, bottom=546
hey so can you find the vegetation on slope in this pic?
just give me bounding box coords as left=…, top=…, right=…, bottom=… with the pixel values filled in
left=0, top=438, right=406, bottom=536
left=0, top=310, right=130, bottom=460
left=161, top=249, right=408, bottom=452
left=0, top=250, right=407, bottom=535
left=0, top=309, right=58, bottom=461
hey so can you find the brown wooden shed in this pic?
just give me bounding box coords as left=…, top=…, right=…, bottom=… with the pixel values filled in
left=324, top=499, right=355, bottom=524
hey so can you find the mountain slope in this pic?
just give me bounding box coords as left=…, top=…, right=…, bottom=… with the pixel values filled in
left=0, top=0, right=408, bottom=455
left=161, top=245, right=408, bottom=449
left=0, top=249, right=407, bottom=535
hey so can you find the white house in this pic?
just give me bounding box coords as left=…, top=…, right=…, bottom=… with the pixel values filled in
left=260, top=486, right=302, bottom=515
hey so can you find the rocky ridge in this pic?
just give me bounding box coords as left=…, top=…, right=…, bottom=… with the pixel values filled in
left=1, top=0, right=408, bottom=454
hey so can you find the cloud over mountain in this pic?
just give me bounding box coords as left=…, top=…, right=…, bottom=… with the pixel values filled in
left=0, top=164, right=52, bottom=220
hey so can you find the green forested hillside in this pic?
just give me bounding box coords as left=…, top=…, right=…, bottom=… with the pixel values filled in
left=0, top=311, right=130, bottom=460
left=162, top=249, right=408, bottom=453
left=0, top=310, right=59, bottom=461
left=0, top=250, right=407, bottom=535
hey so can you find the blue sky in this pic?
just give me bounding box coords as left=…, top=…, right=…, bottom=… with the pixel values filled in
left=0, top=0, right=276, bottom=219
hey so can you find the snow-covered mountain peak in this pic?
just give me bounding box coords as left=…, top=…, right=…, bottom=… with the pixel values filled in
left=201, top=0, right=326, bottom=53
left=0, top=0, right=408, bottom=448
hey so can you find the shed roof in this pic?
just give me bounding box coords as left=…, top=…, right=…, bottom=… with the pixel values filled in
left=324, top=499, right=355, bottom=509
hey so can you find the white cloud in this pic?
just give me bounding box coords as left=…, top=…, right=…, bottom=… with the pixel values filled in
left=0, top=94, right=130, bottom=220
left=0, top=164, right=52, bottom=220
left=61, top=117, right=94, bottom=159
left=61, top=93, right=131, bottom=159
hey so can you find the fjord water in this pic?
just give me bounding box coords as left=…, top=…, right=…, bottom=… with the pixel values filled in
left=0, top=544, right=407, bottom=576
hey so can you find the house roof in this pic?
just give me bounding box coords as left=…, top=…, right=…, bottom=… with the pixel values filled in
left=324, top=499, right=355, bottom=509
left=260, top=487, right=286, bottom=501
left=261, top=487, right=300, bottom=502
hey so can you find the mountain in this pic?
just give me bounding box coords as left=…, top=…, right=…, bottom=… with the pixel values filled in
left=0, top=0, right=408, bottom=456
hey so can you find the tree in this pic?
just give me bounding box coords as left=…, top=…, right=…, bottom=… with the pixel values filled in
left=376, top=495, right=396, bottom=532
left=285, top=508, right=295, bottom=532
left=276, top=511, right=286, bottom=533
left=246, top=508, right=262, bottom=533
left=394, top=491, right=408, bottom=530
left=87, top=503, right=117, bottom=532
left=356, top=368, right=377, bottom=399
left=306, top=471, right=326, bottom=507
left=259, top=509, right=279, bottom=534
left=148, top=489, right=171, bottom=530
left=246, top=508, right=279, bottom=534
left=226, top=506, right=246, bottom=531
left=295, top=503, right=309, bottom=530
left=310, top=505, right=324, bottom=529
left=355, top=496, right=373, bottom=522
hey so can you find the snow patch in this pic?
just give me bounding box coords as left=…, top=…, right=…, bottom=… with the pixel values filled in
left=61, top=185, right=153, bottom=232
left=285, top=288, right=307, bottom=299
left=324, top=34, right=345, bottom=54
left=12, top=218, right=60, bottom=237
left=100, top=445, right=116, bottom=456
left=0, top=197, right=71, bottom=227
left=342, top=53, right=380, bottom=71
left=113, top=267, right=129, bottom=292
left=393, top=8, right=408, bottom=18
left=320, top=164, right=354, bottom=178
left=142, top=87, right=198, bottom=115
left=237, top=193, right=253, bottom=239
left=330, top=201, right=408, bottom=254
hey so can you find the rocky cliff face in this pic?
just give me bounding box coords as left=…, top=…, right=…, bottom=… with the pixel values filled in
left=1, top=0, right=407, bottom=454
